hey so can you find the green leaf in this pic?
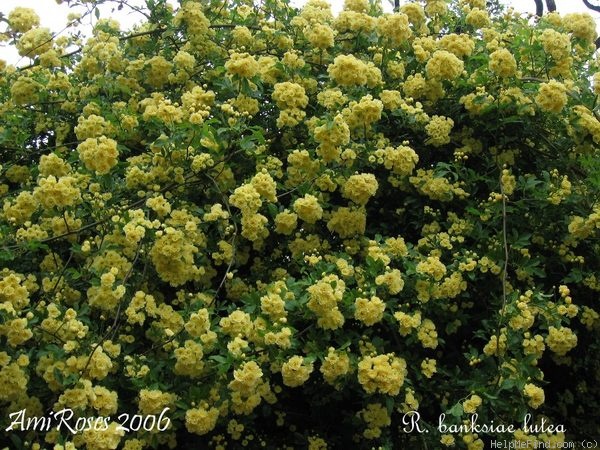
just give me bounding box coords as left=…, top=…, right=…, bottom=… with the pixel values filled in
left=267, top=203, right=279, bottom=218
left=9, top=434, right=23, bottom=448
left=501, top=378, right=516, bottom=390
left=0, top=248, right=14, bottom=262
left=563, top=269, right=583, bottom=283
left=65, top=268, right=81, bottom=280
left=448, top=403, right=463, bottom=418
left=511, top=232, right=531, bottom=248
left=175, top=400, right=189, bottom=409
left=25, top=240, right=50, bottom=252
left=466, top=207, right=481, bottom=216
left=209, top=355, right=228, bottom=364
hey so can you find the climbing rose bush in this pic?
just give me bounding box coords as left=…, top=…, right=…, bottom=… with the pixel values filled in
left=0, top=0, right=599, bottom=448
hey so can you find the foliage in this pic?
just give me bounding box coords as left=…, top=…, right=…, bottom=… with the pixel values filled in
left=0, top=0, right=599, bottom=448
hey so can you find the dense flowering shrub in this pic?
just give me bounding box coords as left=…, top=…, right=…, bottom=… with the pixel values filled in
left=0, top=0, right=599, bottom=448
